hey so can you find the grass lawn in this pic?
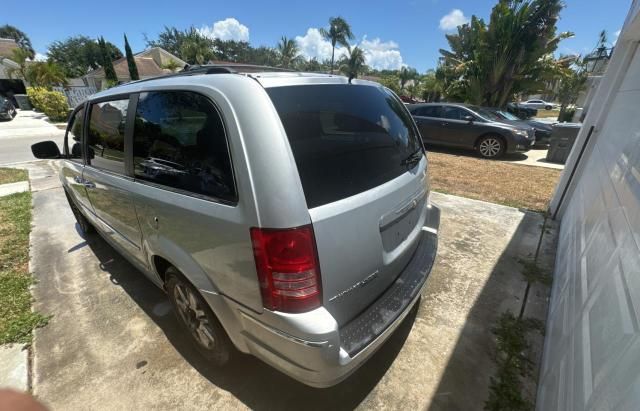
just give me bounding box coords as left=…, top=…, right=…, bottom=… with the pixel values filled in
left=427, top=151, right=562, bottom=212
left=534, top=109, right=560, bottom=119
left=0, top=191, right=48, bottom=344
left=0, top=168, right=28, bottom=185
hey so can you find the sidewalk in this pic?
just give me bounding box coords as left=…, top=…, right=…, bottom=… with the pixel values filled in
left=504, top=148, right=565, bottom=170
left=0, top=181, right=30, bottom=196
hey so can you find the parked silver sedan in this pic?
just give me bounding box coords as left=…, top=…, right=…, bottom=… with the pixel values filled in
left=518, top=99, right=557, bottom=110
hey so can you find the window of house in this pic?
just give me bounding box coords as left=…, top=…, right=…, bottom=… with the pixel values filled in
left=87, top=99, right=129, bottom=174
left=132, top=91, right=236, bottom=202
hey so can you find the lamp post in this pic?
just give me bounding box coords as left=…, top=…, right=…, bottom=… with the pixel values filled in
left=584, top=46, right=611, bottom=74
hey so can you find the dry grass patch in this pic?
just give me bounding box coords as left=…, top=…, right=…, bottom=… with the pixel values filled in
left=0, top=168, right=28, bottom=185
left=534, top=110, right=559, bottom=119
left=427, top=151, right=562, bottom=212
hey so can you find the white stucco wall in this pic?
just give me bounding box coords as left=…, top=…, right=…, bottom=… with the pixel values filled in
left=539, top=2, right=640, bottom=410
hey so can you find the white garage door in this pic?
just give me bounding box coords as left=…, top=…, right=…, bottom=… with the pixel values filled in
left=537, top=43, right=640, bottom=410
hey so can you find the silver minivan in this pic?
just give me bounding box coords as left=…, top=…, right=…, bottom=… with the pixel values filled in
left=32, top=67, right=440, bottom=388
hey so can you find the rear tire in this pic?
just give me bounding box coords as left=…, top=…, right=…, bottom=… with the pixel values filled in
left=545, top=105, right=552, bottom=110
left=166, top=267, right=232, bottom=366
left=64, top=190, right=94, bottom=234
left=477, top=135, right=505, bottom=159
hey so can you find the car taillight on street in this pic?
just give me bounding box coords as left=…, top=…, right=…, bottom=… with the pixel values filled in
left=250, top=225, right=322, bottom=313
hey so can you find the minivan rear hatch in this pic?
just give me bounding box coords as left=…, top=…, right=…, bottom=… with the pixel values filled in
left=267, top=83, right=429, bottom=326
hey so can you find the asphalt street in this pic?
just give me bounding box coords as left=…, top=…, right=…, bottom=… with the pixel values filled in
left=0, top=111, right=65, bottom=165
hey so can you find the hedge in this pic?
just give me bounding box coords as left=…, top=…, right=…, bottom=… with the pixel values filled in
left=26, top=87, right=70, bottom=122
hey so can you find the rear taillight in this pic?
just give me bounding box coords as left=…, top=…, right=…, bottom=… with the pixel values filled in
left=250, top=225, right=322, bottom=313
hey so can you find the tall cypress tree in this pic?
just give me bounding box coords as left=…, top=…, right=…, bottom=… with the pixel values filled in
left=99, top=36, right=118, bottom=84
left=124, top=34, right=139, bottom=81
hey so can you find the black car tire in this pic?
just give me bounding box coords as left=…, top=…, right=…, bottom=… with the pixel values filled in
left=64, top=190, right=95, bottom=234
left=477, top=135, right=506, bottom=159
left=166, top=268, right=232, bottom=366
left=545, top=105, right=552, bottom=110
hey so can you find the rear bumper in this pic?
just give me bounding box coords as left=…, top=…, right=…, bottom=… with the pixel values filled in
left=202, top=203, right=440, bottom=388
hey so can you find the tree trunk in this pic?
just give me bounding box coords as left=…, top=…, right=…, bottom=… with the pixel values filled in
left=330, top=47, right=335, bottom=74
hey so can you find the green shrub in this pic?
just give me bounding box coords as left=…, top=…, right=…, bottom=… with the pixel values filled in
left=26, top=87, right=70, bottom=122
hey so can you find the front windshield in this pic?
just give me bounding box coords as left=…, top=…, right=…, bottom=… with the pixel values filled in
left=497, top=110, right=520, bottom=121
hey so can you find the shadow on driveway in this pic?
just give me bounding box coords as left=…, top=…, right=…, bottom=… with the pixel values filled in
left=80, top=228, right=416, bottom=410
left=426, top=203, right=558, bottom=410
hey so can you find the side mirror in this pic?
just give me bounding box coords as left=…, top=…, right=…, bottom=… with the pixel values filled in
left=31, top=141, right=61, bottom=159
left=464, top=115, right=475, bottom=123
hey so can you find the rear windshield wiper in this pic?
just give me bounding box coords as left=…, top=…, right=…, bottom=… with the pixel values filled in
left=401, top=148, right=423, bottom=168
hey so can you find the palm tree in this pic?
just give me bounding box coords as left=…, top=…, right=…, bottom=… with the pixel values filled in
left=27, top=61, right=67, bottom=89
left=162, top=59, right=182, bottom=72
left=438, top=0, right=569, bottom=107
left=399, top=67, right=418, bottom=91
left=339, top=46, right=366, bottom=82
left=276, top=36, right=301, bottom=68
left=320, top=17, right=354, bottom=74
left=180, top=29, right=215, bottom=65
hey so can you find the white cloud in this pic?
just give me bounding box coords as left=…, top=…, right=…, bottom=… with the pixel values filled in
left=359, top=37, right=404, bottom=70
left=439, top=9, right=469, bottom=31
left=295, top=28, right=348, bottom=61
left=198, top=18, right=249, bottom=42
left=295, top=29, right=404, bottom=70
left=33, top=52, right=47, bottom=61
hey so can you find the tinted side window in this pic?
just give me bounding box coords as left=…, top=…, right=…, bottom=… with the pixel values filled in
left=88, top=99, right=128, bottom=174
left=67, top=107, right=85, bottom=163
left=442, top=106, right=469, bottom=120
left=418, top=106, right=441, bottom=118
left=133, top=91, right=236, bottom=202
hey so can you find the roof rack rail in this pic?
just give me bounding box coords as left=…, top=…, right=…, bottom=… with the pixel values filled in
left=180, top=65, right=237, bottom=74
left=182, top=63, right=295, bottom=74
left=110, top=63, right=295, bottom=89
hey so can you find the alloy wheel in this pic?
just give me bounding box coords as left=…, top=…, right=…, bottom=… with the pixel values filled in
left=173, top=283, right=216, bottom=349
left=479, top=138, right=502, bottom=158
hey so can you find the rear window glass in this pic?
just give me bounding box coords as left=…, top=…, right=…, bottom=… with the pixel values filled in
left=267, top=84, right=422, bottom=208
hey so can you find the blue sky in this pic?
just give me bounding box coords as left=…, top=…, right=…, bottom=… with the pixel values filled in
left=4, top=0, right=630, bottom=72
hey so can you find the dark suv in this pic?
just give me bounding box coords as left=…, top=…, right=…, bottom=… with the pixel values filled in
left=408, top=103, right=535, bottom=158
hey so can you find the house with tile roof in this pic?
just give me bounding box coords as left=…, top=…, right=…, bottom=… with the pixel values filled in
left=82, top=47, right=186, bottom=89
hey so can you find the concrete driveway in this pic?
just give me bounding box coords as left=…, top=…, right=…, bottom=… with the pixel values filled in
left=25, top=160, right=556, bottom=410
left=0, top=110, right=65, bottom=165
